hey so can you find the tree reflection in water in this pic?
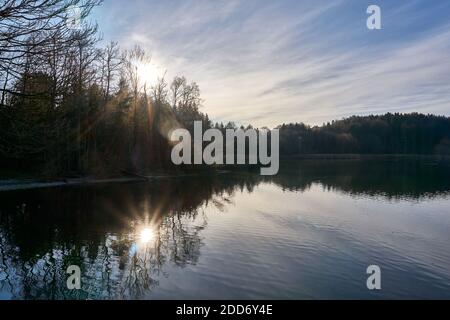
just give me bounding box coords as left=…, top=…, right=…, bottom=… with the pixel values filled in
left=0, top=174, right=255, bottom=299
left=1, top=159, right=450, bottom=299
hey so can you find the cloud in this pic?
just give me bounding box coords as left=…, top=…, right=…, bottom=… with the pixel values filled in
left=96, top=0, right=450, bottom=127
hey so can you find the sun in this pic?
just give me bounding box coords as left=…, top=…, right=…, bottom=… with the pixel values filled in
left=137, top=62, right=163, bottom=87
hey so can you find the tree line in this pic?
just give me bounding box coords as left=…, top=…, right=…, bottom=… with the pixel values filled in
left=1, top=1, right=450, bottom=178
left=278, top=113, right=450, bottom=156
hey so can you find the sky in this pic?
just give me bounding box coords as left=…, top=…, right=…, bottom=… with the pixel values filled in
left=92, top=0, right=450, bottom=128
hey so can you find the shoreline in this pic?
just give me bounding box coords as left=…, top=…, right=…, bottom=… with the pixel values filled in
left=0, top=176, right=154, bottom=192
left=0, top=170, right=234, bottom=192
left=0, top=172, right=205, bottom=192
left=280, top=154, right=450, bottom=160
left=2, top=154, right=450, bottom=192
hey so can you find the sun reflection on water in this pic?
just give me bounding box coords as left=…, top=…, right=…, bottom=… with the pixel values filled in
left=139, top=227, right=155, bottom=244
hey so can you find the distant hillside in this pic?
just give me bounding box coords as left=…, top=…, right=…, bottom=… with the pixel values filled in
left=278, top=113, right=450, bottom=155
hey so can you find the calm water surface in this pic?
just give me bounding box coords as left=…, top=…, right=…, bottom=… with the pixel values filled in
left=1, top=159, right=450, bottom=299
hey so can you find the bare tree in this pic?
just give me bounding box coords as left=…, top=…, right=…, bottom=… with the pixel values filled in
left=0, top=0, right=102, bottom=96
left=170, top=76, right=186, bottom=110
left=100, top=41, right=122, bottom=100
left=124, top=45, right=151, bottom=151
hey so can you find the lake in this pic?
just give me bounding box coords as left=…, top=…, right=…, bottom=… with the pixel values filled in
left=1, top=158, right=450, bottom=299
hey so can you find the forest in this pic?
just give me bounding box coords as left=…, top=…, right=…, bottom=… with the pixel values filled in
left=0, top=0, right=213, bottom=176
left=1, top=0, right=450, bottom=178
left=278, top=113, right=450, bottom=156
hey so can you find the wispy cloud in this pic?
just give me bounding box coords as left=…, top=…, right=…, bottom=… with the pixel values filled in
left=95, top=0, right=450, bottom=127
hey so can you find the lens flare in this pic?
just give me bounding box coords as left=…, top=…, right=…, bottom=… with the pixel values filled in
left=137, top=62, right=161, bottom=86
left=139, top=227, right=155, bottom=244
